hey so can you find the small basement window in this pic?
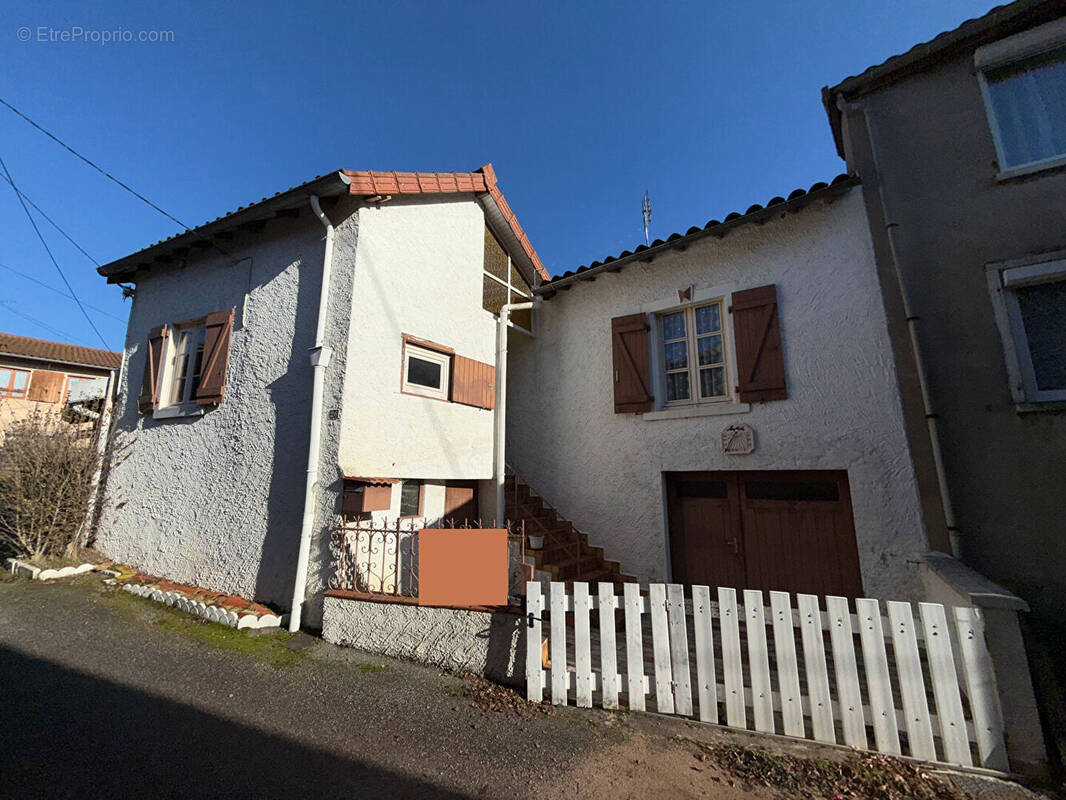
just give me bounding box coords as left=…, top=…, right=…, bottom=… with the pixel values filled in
left=402, top=344, right=450, bottom=400
left=399, top=480, right=423, bottom=517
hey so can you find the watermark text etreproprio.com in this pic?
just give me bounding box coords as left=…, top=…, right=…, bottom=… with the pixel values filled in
left=16, top=26, right=175, bottom=44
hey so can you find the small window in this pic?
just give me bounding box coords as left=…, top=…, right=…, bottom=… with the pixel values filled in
left=403, top=344, right=451, bottom=400
left=980, top=46, right=1066, bottom=173
left=66, top=375, right=106, bottom=402
left=658, top=301, right=728, bottom=406
left=0, top=368, right=30, bottom=399
left=399, top=480, right=422, bottom=517
left=161, top=324, right=207, bottom=408
left=990, top=258, right=1066, bottom=403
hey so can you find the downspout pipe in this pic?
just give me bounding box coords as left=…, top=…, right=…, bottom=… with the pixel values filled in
left=841, top=97, right=961, bottom=557
left=494, top=302, right=534, bottom=525
left=289, top=194, right=336, bottom=631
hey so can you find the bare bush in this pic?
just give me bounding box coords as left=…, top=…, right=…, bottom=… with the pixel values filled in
left=0, top=410, right=99, bottom=561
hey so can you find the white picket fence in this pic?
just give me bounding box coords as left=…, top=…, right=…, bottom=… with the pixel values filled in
left=526, top=581, right=1008, bottom=771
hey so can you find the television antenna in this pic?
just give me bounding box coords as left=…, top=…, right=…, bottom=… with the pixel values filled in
left=642, top=190, right=652, bottom=246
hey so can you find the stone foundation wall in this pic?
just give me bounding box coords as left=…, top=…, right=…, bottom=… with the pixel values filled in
left=322, top=595, right=525, bottom=687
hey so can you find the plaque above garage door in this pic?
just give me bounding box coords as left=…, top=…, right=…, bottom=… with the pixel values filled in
left=665, top=470, right=863, bottom=598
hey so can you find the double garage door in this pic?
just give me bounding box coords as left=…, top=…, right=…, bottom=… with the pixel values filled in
left=666, top=470, right=863, bottom=598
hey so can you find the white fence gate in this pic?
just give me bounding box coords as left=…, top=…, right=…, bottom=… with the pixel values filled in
left=526, top=581, right=1007, bottom=771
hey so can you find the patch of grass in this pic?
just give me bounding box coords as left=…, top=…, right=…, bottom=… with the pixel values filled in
left=105, top=587, right=307, bottom=669
left=357, top=662, right=388, bottom=673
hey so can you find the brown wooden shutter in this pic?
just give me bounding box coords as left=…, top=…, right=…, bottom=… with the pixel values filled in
left=195, top=309, right=235, bottom=406
left=26, top=370, right=65, bottom=404
left=611, top=313, right=652, bottom=413
left=138, top=324, right=168, bottom=413
left=731, top=284, right=787, bottom=402
left=451, top=355, right=495, bottom=409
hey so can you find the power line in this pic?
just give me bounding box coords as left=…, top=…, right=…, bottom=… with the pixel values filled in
left=0, top=96, right=190, bottom=231
left=0, top=153, right=111, bottom=349
left=0, top=171, right=101, bottom=266
left=0, top=301, right=79, bottom=342
left=0, top=262, right=125, bottom=322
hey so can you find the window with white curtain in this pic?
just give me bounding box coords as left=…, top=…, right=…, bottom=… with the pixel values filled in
left=980, top=46, right=1066, bottom=172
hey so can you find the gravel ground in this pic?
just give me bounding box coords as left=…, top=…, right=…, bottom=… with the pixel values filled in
left=0, top=574, right=1055, bottom=800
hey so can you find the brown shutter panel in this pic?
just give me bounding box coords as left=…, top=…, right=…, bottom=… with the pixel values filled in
left=731, top=284, right=787, bottom=402
left=611, top=313, right=652, bottom=413
left=451, top=355, right=495, bottom=409
left=195, top=309, right=235, bottom=406
left=138, top=324, right=168, bottom=413
left=26, top=370, right=65, bottom=404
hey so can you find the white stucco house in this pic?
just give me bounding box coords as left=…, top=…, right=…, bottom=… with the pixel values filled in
left=94, top=165, right=970, bottom=627
left=95, top=166, right=545, bottom=628
left=508, top=175, right=931, bottom=601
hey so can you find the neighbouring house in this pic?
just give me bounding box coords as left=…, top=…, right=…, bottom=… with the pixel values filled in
left=0, top=332, right=121, bottom=441
left=507, top=177, right=930, bottom=603
left=822, top=0, right=1066, bottom=766
left=94, top=166, right=545, bottom=628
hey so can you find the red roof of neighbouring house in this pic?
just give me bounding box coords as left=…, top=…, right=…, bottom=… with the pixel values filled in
left=97, top=164, right=548, bottom=283
left=0, top=332, right=122, bottom=370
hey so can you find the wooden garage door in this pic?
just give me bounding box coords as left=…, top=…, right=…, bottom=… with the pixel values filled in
left=666, top=471, right=863, bottom=598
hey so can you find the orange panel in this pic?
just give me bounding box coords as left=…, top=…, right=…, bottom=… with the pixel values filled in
left=418, top=529, right=508, bottom=607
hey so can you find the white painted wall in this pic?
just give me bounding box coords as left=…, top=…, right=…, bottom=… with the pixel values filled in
left=507, top=189, right=931, bottom=600
left=96, top=205, right=358, bottom=612
left=337, top=196, right=497, bottom=480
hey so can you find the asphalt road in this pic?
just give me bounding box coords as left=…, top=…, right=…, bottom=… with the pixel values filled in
left=1, top=574, right=1052, bottom=800
left=0, top=575, right=618, bottom=799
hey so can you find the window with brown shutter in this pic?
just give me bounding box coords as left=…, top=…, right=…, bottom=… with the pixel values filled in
left=342, top=479, right=395, bottom=516
left=195, top=309, right=234, bottom=405
left=731, top=284, right=787, bottom=402
left=138, top=324, right=168, bottom=413
left=26, top=370, right=65, bottom=404
left=611, top=313, right=653, bottom=413
left=451, top=355, right=495, bottom=409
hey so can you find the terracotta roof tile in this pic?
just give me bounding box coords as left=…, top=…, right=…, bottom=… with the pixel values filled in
left=342, top=164, right=548, bottom=281
left=0, top=332, right=121, bottom=369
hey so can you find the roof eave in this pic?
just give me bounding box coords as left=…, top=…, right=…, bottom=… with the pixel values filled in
left=537, top=175, right=860, bottom=295
left=822, top=0, right=1066, bottom=156
left=98, top=171, right=353, bottom=284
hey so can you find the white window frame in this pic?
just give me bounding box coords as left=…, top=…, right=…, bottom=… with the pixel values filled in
left=156, top=321, right=208, bottom=415
left=656, top=299, right=731, bottom=408
left=402, top=343, right=451, bottom=401
left=975, top=19, right=1066, bottom=179
left=987, top=254, right=1066, bottom=405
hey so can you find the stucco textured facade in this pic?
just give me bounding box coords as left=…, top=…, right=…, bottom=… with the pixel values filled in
left=97, top=201, right=359, bottom=619
left=96, top=193, right=506, bottom=625
left=322, top=595, right=524, bottom=686
left=507, top=189, right=930, bottom=600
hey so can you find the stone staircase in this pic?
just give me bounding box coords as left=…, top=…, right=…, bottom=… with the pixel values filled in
left=506, top=475, right=638, bottom=589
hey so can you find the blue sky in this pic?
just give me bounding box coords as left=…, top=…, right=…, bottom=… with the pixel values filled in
left=2, top=0, right=995, bottom=351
